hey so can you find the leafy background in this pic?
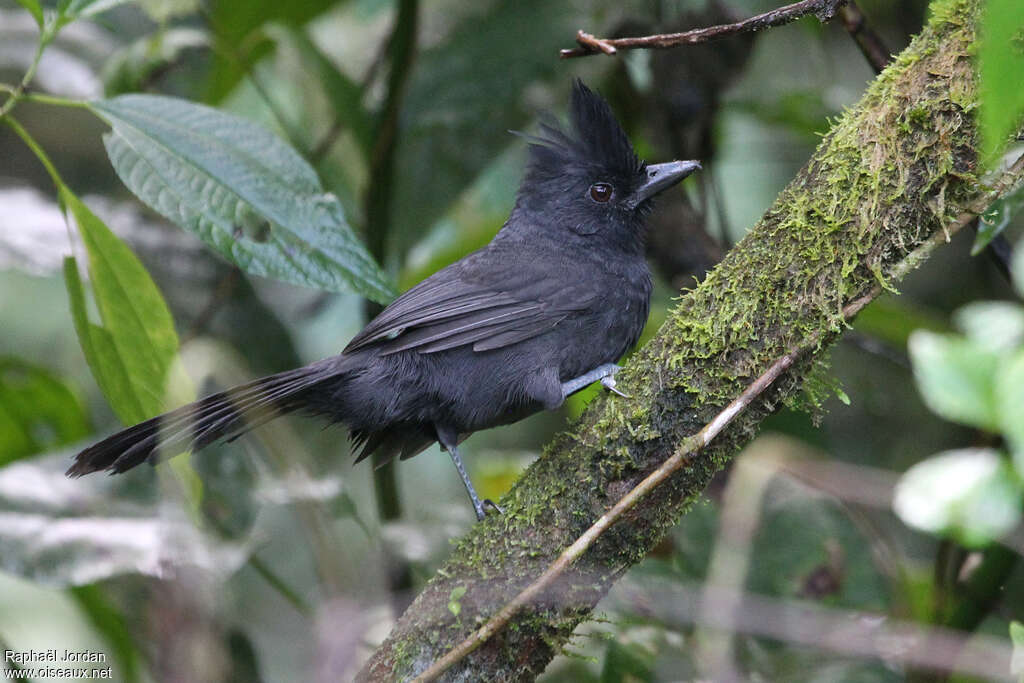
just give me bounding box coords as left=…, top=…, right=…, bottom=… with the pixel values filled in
left=1, top=0, right=1024, bottom=680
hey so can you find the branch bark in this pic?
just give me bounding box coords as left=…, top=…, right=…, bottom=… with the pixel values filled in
left=560, top=0, right=846, bottom=58
left=360, top=0, right=1005, bottom=679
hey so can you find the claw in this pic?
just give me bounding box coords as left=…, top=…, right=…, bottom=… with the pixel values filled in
left=483, top=499, right=504, bottom=516
left=601, top=374, right=630, bottom=398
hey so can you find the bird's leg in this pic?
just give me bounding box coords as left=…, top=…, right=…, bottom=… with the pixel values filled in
left=561, top=363, right=629, bottom=398
left=435, top=425, right=502, bottom=521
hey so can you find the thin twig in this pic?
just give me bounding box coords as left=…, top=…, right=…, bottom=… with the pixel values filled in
left=409, top=149, right=1024, bottom=683
left=838, top=1, right=892, bottom=74
left=181, top=268, right=241, bottom=344
left=560, top=0, right=848, bottom=59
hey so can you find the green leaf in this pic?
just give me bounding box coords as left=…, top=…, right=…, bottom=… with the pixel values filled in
left=61, top=0, right=136, bottom=21
left=953, top=301, right=1024, bottom=351
left=972, top=185, right=1024, bottom=255
left=269, top=25, right=373, bottom=160
left=979, top=0, right=1024, bottom=159
left=0, top=358, right=90, bottom=465
left=14, top=0, right=44, bottom=28
left=203, top=0, right=340, bottom=102
left=907, top=331, right=1000, bottom=431
left=1011, top=621, right=1024, bottom=679
left=103, top=28, right=209, bottom=96
left=69, top=585, right=141, bottom=683
left=61, top=187, right=179, bottom=425
left=447, top=585, right=467, bottom=617
left=893, top=448, right=1022, bottom=547
left=600, top=640, right=654, bottom=683
left=90, top=95, right=396, bottom=303
left=64, top=257, right=148, bottom=424
left=997, top=350, right=1024, bottom=470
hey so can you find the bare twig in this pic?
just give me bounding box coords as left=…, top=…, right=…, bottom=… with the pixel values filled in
left=560, top=0, right=847, bottom=59
left=408, top=147, right=1024, bottom=683
left=838, top=1, right=892, bottom=74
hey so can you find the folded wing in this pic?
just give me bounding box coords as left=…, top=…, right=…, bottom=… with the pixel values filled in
left=345, top=254, right=594, bottom=355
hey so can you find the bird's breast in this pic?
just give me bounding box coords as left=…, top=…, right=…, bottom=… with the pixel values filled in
left=558, top=265, right=651, bottom=380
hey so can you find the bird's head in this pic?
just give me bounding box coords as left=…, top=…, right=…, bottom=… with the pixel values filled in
left=512, top=80, right=700, bottom=253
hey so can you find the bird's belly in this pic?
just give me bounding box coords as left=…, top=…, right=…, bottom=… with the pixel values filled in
left=329, top=345, right=547, bottom=434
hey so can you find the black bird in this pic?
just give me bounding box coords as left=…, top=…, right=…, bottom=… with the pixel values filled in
left=68, top=81, right=700, bottom=520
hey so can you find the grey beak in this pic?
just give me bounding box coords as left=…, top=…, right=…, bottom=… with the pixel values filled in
left=629, top=160, right=701, bottom=207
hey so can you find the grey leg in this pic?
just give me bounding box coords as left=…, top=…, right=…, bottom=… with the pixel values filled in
left=560, top=363, right=629, bottom=399
left=436, top=425, right=502, bottom=521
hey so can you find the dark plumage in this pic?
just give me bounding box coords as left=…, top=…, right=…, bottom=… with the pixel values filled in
left=68, top=80, right=700, bottom=519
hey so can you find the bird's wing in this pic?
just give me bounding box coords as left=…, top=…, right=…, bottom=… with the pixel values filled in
left=344, top=254, right=594, bottom=355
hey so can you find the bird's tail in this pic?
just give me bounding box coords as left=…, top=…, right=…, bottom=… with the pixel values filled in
left=67, top=361, right=337, bottom=477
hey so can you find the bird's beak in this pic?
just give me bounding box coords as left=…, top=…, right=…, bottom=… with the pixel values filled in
left=628, top=160, right=701, bottom=208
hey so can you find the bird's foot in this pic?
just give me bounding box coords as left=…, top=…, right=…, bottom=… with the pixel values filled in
left=473, top=498, right=504, bottom=521
left=561, top=363, right=627, bottom=398
left=601, top=370, right=630, bottom=398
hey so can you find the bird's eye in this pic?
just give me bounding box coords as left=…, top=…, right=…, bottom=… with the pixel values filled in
left=589, top=182, right=613, bottom=203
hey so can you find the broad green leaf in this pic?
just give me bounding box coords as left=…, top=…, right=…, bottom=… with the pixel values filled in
left=972, top=185, right=1024, bottom=255
left=979, top=0, right=1024, bottom=159
left=14, top=0, right=44, bottom=28
left=62, top=207, right=201, bottom=503
left=907, top=331, right=1000, bottom=430
left=893, top=448, right=1021, bottom=547
left=269, top=25, right=373, bottom=160
left=64, top=256, right=148, bottom=424
left=953, top=301, right=1024, bottom=351
left=61, top=188, right=179, bottom=424
left=90, top=95, right=396, bottom=303
left=0, top=358, right=90, bottom=465
left=997, top=350, right=1024, bottom=469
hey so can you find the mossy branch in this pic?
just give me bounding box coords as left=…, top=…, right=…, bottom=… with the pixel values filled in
left=359, top=0, right=1004, bottom=679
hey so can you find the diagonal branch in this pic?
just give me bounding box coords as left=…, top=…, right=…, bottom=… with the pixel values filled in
left=411, top=144, right=1024, bottom=682
left=560, top=0, right=847, bottom=58
left=360, top=0, right=1001, bottom=679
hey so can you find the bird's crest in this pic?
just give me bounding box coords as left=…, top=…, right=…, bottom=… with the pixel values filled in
left=520, top=80, right=643, bottom=183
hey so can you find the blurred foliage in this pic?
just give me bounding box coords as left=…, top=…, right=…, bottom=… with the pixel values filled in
left=896, top=241, right=1024, bottom=546
left=1, top=0, right=1024, bottom=681
left=0, top=358, right=90, bottom=464
left=974, top=180, right=1024, bottom=255
left=979, top=0, right=1024, bottom=160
